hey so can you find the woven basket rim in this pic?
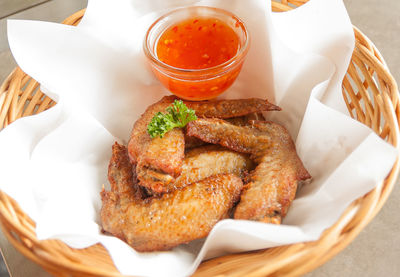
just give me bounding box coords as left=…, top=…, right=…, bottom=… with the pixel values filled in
left=0, top=2, right=399, bottom=276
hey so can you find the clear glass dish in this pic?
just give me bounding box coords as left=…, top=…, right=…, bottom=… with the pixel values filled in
left=144, top=6, right=250, bottom=100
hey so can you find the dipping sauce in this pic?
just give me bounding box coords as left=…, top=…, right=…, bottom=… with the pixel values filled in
left=156, top=18, right=239, bottom=70
left=144, top=6, right=249, bottom=100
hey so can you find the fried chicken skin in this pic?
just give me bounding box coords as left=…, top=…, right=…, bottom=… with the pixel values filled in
left=185, top=113, right=266, bottom=149
left=226, top=112, right=266, bottom=126
left=101, top=143, right=243, bottom=252
left=128, top=96, right=185, bottom=193
left=186, top=118, right=273, bottom=157
left=186, top=119, right=311, bottom=223
left=106, top=143, right=145, bottom=200
left=174, top=145, right=253, bottom=190
left=129, top=96, right=280, bottom=194
left=137, top=145, right=253, bottom=193
left=185, top=98, right=280, bottom=118
left=184, top=135, right=207, bottom=149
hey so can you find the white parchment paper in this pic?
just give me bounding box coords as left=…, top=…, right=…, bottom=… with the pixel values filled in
left=1, top=0, right=398, bottom=276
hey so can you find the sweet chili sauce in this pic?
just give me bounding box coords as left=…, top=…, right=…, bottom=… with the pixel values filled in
left=151, top=16, right=246, bottom=100
left=156, top=18, right=239, bottom=69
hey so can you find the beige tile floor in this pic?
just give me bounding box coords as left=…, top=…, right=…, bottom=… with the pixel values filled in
left=0, top=0, right=399, bottom=276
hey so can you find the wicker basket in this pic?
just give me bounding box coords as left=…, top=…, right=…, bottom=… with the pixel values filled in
left=0, top=1, right=399, bottom=276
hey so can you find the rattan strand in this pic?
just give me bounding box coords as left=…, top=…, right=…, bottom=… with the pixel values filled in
left=0, top=1, right=399, bottom=276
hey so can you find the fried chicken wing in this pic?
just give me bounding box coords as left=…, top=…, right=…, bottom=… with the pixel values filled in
left=186, top=118, right=311, bottom=223
left=127, top=96, right=184, bottom=184
left=106, top=142, right=144, bottom=201
left=174, top=145, right=253, bottom=189
left=128, top=96, right=185, bottom=193
left=185, top=98, right=280, bottom=118
left=187, top=118, right=273, bottom=157
left=137, top=145, right=253, bottom=193
left=184, top=134, right=207, bottom=149
left=129, top=96, right=279, bottom=194
left=184, top=113, right=266, bottom=149
left=226, top=112, right=266, bottom=126
left=101, top=143, right=243, bottom=252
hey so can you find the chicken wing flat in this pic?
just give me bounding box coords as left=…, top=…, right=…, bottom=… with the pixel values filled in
left=101, top=143, right=243, bottom=252
left=226, top=112, right=266, bottom=126
left=187, top=118, right=273, bottom=158
left=185, top=98, right=280, bottom=118
left=186, top=118, right=311, bottom=223
left=184, top=113, right=265, bottom=149
left=174, top=145, right=253, bottom=190
left=137, top=145, right=253, bottom=194
left=129, top=96, right=279, bottom=194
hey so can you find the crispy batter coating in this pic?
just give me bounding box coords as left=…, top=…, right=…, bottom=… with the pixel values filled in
left=186, top=119, right=311, bottom=223
left=129, top=96, right=280, bottom=194
left=101, top=143, right=243, bottom=252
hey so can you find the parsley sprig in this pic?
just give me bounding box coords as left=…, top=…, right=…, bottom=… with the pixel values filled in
left=147, top=100, right=197, bottom=138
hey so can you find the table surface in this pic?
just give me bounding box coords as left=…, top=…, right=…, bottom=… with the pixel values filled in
left=0, top=0, right=399, bottom=276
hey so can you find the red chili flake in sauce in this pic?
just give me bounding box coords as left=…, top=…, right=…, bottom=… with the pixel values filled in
left=156, top=17, right=239, bottom=69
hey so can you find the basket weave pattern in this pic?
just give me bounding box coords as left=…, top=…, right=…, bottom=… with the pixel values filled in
left=0, top=1, right=399, bottom=276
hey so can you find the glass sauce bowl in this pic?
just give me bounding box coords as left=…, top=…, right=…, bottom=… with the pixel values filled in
left=144, top=6, right=250, bottom=101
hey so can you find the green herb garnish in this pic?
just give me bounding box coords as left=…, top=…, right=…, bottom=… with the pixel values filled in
left=147, top=100, right=197, bottom=138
